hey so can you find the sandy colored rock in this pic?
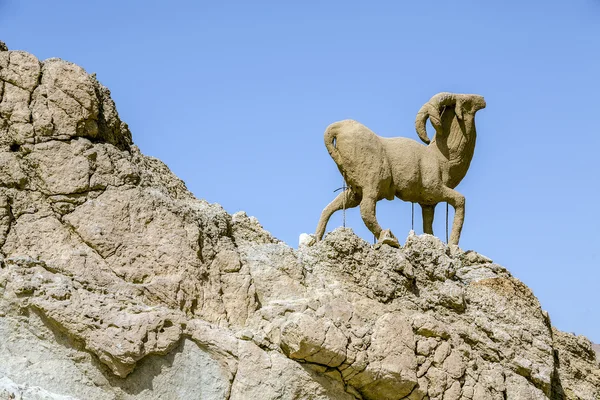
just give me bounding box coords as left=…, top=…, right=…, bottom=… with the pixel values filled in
left=551, top=328, right=600, bottom=399
left=0, top=43, right=598, bottom=400
left=280, top=312, right=347, bottom=367
left=348, top=313, right=417, bottom=399
left=593, top=343, right=600, bottom=362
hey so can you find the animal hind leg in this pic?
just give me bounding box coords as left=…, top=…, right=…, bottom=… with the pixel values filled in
left=315, top=189, right=361, bottom=241
left=359, top=193, right=398, bottom=247
left=441, top=188, right=465, bottom=246
left=358, top=194, right=382, bottom=239
left=421, top=204, right=435, bottom=234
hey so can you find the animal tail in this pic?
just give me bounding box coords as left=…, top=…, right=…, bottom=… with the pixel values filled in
left=324, top=122, right=344, bottom=166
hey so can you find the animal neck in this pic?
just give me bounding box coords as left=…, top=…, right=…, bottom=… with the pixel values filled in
left=430, top=108, right=477, bottom=188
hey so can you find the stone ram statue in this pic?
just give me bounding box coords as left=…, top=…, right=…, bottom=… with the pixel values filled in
left=315, top=92, right=486, bottom=247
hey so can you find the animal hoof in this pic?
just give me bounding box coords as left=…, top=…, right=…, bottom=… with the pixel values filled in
left=375, top=229, right=400, bottom=249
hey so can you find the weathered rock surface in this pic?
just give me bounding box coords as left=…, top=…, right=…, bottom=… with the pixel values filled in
left=0, top=43, right=598, bottom=399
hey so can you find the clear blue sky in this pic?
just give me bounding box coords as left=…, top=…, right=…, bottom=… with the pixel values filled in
left=2, top=0, right=599, bottom=343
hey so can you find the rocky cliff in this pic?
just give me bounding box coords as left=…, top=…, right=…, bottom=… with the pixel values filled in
left=0, top=42, right=598, bottom=400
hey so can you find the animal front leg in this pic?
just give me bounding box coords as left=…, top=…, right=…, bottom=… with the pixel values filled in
left=315, top=189, right=361, bottom=241
left=421, top=204, right=435, bottom=234
left=441, top=188, right=465, bottom=246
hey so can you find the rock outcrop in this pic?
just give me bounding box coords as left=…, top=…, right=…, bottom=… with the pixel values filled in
left=0, top=43, right=599, bottom=400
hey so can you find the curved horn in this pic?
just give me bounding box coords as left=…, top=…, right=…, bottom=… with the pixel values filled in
left=415, top=92, right=457, bottom=144
left=415, top=103, right=436, bottom=144
left=454, top=98, right=464, bottom=120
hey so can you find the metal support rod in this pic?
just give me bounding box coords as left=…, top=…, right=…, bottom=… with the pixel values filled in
left=446, top=202, right=449, bottom=244
left=411, top=202, right=414, bottom=231
left=342, top=179, right=346, bottom=228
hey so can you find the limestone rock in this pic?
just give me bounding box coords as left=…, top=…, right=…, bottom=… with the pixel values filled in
left=299, top=232, right=316, bottom=247
left=280, top=312, right=347, bottom=367
left=552, top=328, right=600, bottom=399
left=594, top=343, right=600, bottom=363
left=350, top=313, right=417, bottom=399
left=0, top=43, right=598, bottom=400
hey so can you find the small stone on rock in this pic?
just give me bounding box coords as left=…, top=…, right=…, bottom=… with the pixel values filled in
left=299, top=233, right=316, bottom=247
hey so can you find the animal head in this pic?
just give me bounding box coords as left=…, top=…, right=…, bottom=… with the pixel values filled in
left=415, top=92, right=486, bottom=144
